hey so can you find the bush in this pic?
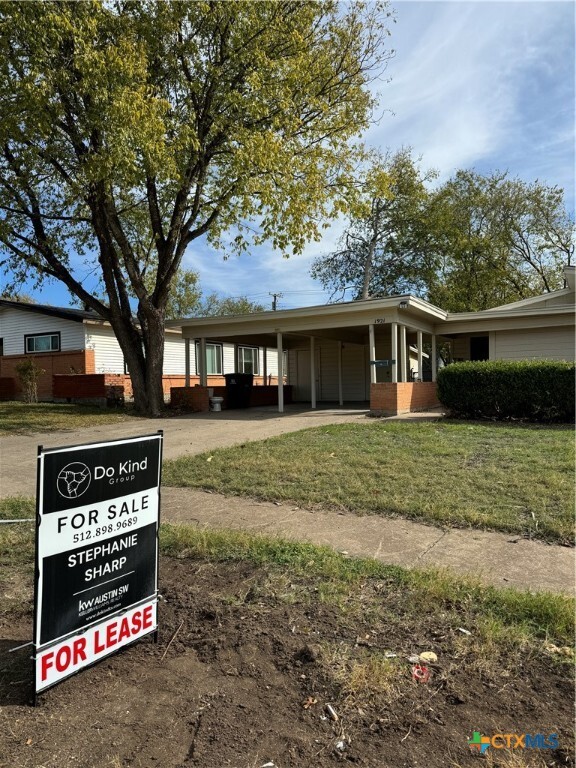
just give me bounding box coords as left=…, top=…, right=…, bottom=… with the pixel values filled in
left=437, top=360, right=575, bottom=422
left=15, top=359, right=46, bottom=403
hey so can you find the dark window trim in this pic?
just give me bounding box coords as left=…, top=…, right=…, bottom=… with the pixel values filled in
left=195, top=340, right=223, bottom=375
left=24, top=331, right=61, bottom=354
left=237, top=345, right=260, bottom=375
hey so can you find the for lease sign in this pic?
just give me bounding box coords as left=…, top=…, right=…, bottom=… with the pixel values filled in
left=34, top=433, right=162, bottom=693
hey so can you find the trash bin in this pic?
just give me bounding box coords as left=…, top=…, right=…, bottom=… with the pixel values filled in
left=224, top=373, right=254, bottom=408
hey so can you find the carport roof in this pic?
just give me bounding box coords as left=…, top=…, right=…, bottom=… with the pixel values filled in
left=167, top=294, right=447, bottom=341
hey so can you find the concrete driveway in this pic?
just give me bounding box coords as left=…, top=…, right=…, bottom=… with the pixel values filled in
left=0, top=405, right=371, bottom=497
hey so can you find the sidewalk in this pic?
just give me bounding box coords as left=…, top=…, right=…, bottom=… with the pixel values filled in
left=161, top=486, right=575, bottom=596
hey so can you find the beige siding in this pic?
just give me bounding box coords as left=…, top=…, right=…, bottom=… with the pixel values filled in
left=494, top=327, right=575, bottom=361
left=88, top=325, right=190, bottom=374
left=86, top=325, right=125, bottom=373
left=0, top=308, right=85, bottom=355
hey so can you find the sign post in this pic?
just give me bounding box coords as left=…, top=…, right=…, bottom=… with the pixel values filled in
left=33, top=432, right=163, bottom=696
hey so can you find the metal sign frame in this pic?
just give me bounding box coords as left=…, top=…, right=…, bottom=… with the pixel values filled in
left=33, top=431, right=163, bottom=698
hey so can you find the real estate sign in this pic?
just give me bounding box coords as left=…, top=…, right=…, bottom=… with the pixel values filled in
left=34, top=432, right=162, bottom=693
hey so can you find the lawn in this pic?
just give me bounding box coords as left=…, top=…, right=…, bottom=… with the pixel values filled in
left=0, top=401, right=144, bottom=435
left=163, top=420, right=575, bottom=543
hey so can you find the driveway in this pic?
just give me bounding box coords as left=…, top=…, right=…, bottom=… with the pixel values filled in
left=0, top=405, right=373, bottom=497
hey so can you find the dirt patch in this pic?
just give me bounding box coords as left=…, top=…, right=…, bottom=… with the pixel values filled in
left=1, top=557, right=573, bottom=768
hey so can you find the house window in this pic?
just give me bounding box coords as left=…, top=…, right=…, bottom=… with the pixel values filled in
left=195, top=342, right=223, bottom=375
left=238, top=346, right=259, bottom=375
left=25, top=333, right=61, bottom=353
left=470, top=336, right=489, bottom=361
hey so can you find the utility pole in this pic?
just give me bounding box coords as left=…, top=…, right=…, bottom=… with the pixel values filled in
left=269, top=292, right=283, bottom=311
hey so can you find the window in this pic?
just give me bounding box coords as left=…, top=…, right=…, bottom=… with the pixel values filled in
left=195, top=342, right=223, bottom=375
left=0, top=338, right=3, bottom=356
left=238, top=346, right=259, bottom=375
left=470, top=336, right=489, bottom=361
left=25, top=333, right=60, bottom=353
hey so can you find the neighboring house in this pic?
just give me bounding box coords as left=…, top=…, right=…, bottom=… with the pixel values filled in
left=169, top=265, right=575, bottom=415
left=0, top=300, right=278, bottom=402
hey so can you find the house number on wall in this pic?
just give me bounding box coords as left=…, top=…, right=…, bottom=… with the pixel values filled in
left=374, top=318, right=386, bottom=324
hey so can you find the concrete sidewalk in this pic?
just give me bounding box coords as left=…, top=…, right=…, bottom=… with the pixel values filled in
left=162, top=486, right=575, bottom=596
left=1, top=404, right=573, bottom=595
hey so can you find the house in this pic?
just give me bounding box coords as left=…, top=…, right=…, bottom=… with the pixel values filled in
left=169, top=265, right=575, bottom=416
left=0, top=299, right=279, bottom=402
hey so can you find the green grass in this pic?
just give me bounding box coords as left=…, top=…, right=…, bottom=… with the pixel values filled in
left=2, top=495, right=573, bottom=649
left=163, top=420, right=575, bottom=543
left=0, top=401, right=144, bottom=435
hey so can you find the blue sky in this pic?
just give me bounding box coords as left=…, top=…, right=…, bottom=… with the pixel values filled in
left=4, top=0, right=574, bottom=310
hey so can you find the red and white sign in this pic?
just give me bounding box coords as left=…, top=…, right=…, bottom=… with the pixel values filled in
left=36, top=600, right=156, bottom=691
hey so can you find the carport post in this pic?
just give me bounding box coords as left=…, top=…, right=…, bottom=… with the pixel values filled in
left=399, top=325, right=407, bottom=382
left=338, top=341, right=344, bottom=406
left=199, top=337, right=207, bottom=387
left=276, top=332, right=284, bottom=413
left=185, top=338, right=191, bottom=387
left=368, top=324, right=377, bottom=384
left=391, top=322, right=398, bottom=383
left=310, top=336, right=316, bottom=409
left=431, top=334, right=437, bottom=382
left=417, top=331, right=423, bottom=382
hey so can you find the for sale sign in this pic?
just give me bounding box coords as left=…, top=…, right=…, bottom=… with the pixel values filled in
left=33, top=432, right=162, bottom=693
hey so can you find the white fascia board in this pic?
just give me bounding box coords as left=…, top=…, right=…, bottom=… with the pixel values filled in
left=171, top=296, right=446, bottom=340
left=483, top=287, right=573, bottom=312
left=439, top=306, right=574, bottom=334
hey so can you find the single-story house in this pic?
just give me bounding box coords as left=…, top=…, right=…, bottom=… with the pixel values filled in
left=168, top=265, right=575, bottom=416
left=0, top=299, right=279, bottom=402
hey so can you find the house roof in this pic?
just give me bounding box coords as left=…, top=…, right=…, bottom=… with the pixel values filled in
left=0, top=298, right=101, bottom=323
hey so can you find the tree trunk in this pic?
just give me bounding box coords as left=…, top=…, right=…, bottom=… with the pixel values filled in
left=106, top=305, right=166, bottom=417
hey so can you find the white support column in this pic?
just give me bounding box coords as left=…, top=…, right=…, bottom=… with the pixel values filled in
left=310, top=336, right=316, bottom=409
left=185, top=338, right=191, bottom=387
left=431, top=334, right=437, bottom=382
left=263, top=346, right=267, bottom=385
left=276, top=332, right=284, bottom=413
left=391, top=322, right=398, bottom=383
left=368, top=323, right=377, bottom=384
left=417, top=331, right=423, bottom=383
left=337, top=341, right=344, bottom=406
left=399, top=325, right=407, bottom=383
left=199, top=337, right=207, bottom=387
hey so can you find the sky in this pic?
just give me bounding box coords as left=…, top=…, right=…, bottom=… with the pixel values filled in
left=3, top=0, right=574, bottom=310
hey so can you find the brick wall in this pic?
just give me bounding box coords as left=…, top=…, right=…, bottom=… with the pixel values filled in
left=370, top=382, right=440, bottom=416
left=170, top=384, right=293, bottom=411
left=0, top=377, right=16, bottom=400
left=0, top=349, right=94, bottom=400
left=171, top=386, right=210, bottom=412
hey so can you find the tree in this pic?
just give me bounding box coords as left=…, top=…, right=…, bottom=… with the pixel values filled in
left=197, top=294, right=265, bottom=317
left=0, top=1, right=391, bottom=414
left=310, top=149, right=437, bottom=300
left=426, top=171, right=574, bottom=311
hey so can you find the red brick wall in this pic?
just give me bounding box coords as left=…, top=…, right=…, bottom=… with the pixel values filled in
left=370, top=382, right=440, bottom=416
left=171, top=386, right=210, bottom=412
left=0, top=377, right=16, bottom=400
left=170, top=384, right=293, bottom=411
left=0, top=350, right=93, bottom=400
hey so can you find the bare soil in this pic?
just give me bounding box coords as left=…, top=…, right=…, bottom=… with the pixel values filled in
left=1, top=557, right=573, bottom=768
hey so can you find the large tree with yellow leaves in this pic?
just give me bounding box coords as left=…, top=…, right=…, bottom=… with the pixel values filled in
left=0, top=0, right=391, bottom=414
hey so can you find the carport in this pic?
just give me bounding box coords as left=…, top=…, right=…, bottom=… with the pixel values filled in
left=169, top=295, right=446, bottom=415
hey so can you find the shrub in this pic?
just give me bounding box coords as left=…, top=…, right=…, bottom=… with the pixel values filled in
left=436, top=360, right=575, bottom=422
left=15, top=359, right=46, bottom=403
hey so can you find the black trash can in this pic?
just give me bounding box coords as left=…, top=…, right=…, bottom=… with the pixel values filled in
left=224, top=373, right=254, bottom=408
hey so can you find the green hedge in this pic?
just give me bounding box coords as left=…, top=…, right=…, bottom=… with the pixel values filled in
left=436, top=360, right=575, bottom=422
